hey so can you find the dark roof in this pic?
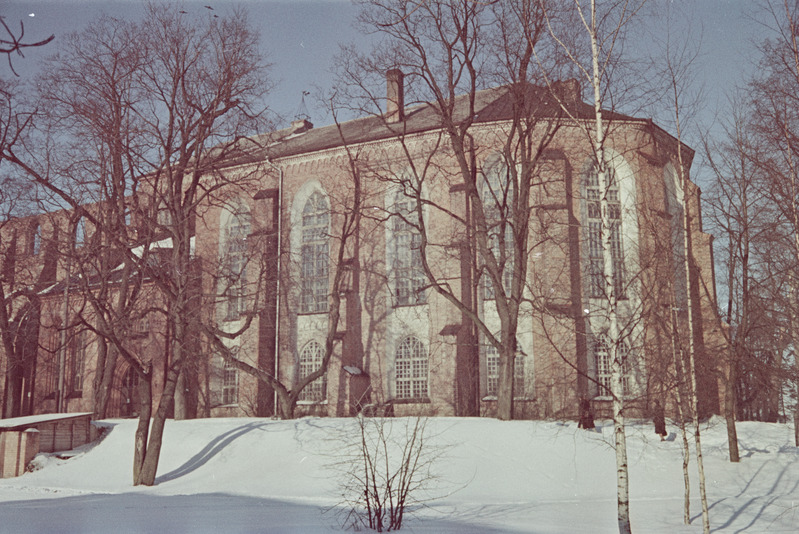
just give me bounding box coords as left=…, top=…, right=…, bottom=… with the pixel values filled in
left=233, top=81, right=640, bottom=164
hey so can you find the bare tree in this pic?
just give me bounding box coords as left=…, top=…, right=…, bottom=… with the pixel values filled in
left=337, top=0, right=571, bottom=421
left=655, top=22, right=711, bottom=532
left=542, top=1, right=649, bottom=532
left=0, top=16, right=54, bottom=76
left=2, top=4, right=271, bottom=486
left=202, top=133, right=363, bottom=420
left=748, top=0, right=799, bottom=446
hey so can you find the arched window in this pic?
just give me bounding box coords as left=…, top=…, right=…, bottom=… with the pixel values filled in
left=29, top=222, right=41, bottom=255
left=299, top=340, right=326, bottom=402
left=482, top=156, right=514, bottom=299
left=222, top=206, right=251, bottom=320
left=585, top=163, right=625, bottom=299
left=484, top=342, right=525, bottom=398
left=391, top=190, right=426, bottom=305
left=69, top=330, right=86, bottom=393
left=300, top=191, right=329, bottom=314
left=74, top=216, right=86, bottom=247
left=395, top=336, right=428, bottom=400
left=593, top=336, right=632, bottom=397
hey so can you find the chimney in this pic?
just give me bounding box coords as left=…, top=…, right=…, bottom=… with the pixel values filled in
left=554, top=79, right=582, bottom=104
left=386, top=69, right=405, bottom=123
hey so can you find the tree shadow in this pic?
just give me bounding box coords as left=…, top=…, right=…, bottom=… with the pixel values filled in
left=155, top=421, right=268, bottom=484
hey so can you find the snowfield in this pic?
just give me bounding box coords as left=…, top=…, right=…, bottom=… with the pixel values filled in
left=0, top=416, right=796, bottom=533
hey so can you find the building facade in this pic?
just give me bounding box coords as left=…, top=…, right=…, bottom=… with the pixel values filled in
left=0, top=74, right=726, bottom=421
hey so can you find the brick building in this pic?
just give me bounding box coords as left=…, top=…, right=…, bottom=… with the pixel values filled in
left=0, top=74, right=726, bottom=421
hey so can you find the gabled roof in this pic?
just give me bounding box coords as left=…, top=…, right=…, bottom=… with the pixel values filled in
left=234, top=81, right=640, bottom=164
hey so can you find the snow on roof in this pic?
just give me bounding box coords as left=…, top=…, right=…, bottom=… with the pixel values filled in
left=0, top=412, right=93, bottom=430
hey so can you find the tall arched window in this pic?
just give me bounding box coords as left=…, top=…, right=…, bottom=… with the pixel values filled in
left=395, top=336, right=428, bottom=400
left=222, top=206, right=251, bottom=320
left=482, top=156, right=514, bottom=299
left=74, top=216, right=86, bottom=247
left=29, top=222, right=41, bottom=255
left=585, top=164, right=625, bottom=299
left=301, top=191, right=329, bottom=314
left=298, top=340, right=326, bottom=402
left=391, top=190, right=426, bottom=305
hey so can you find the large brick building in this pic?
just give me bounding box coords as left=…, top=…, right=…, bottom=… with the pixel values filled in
left=0, top=73, right=725, bottom=421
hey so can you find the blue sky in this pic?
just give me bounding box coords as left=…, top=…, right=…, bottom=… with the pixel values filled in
left=1, top=0, right=767, bottom=169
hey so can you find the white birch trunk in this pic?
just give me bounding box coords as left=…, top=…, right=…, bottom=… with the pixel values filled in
left=674, top=110, right=710, bottom=534
left=587, top=2, right=630, bottom=532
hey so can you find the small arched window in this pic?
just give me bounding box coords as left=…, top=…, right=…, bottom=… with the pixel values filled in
left=300, top=191, right=329, bottom=314
left=298, top=340, right=326, bottom=402
left=395, top=336, right=428, bottom=400
left=584, top=163, right=625, bottom=299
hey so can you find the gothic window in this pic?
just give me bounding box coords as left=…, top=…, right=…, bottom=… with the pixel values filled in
left=485, top=343, right=525, bottom=398
left=43, top=326, right=60, bottom=398
left=69, top=330, right=86, bottom=393
left=482, top=156, right=515, bottom=299
left=298, top=340, right=326, bottom=402
left=222, top=206, right=251, bottom=321
left=585, top=164, right=625, bottom=299
left=29, top=222, right=41, bottom=255
left=222, top=360, right=238, bottom=405
left=391, top=191, right=426, bottom=306
left=300, top=192, right=329, bottom=314
left=74, top=216, right=86, bottom=247
left=395, top=336, right=428, bottom=400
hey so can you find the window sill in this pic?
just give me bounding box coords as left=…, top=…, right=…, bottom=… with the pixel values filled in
left=297, top=311, right=329, bottom=317
left=297, top=400, right=329, bottom=405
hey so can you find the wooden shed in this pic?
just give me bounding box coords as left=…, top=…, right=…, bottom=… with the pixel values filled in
left=0, top=412, right=94, bottom=478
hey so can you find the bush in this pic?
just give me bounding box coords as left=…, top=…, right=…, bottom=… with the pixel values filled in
left=332, top=415, right=440, bottom=532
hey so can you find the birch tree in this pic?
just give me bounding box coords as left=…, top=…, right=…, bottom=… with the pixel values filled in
left=655, top=23, right=711, bottom=532
left=542, top=1, right=647, bottom=531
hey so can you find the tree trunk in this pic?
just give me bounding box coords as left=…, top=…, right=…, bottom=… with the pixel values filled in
left=138, top=360, right=180, bottom=486
left=670, top=306, right=691, bottom=524
left=133, top=369, right=152, bottom=486
left=496, top=345, right=515, bottom=421
left=173, top=367, right=187, bottom=420
left=93, top=341, right=119, bottom=420
left=612, top=356, right=631, bottom=534
left=724, top=356, right=740, bottom=462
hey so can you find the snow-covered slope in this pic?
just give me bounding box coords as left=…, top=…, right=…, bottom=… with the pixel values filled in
left=0, top=416, right=796, bottom=533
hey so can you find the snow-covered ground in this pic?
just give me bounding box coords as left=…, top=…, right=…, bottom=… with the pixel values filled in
left=0, top=416, right=796, bottom=533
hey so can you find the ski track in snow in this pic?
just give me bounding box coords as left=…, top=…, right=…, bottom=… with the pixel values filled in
left=0, top=416, right=797, bottom=533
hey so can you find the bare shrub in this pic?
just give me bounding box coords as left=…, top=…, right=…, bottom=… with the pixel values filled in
left=331, top=415, right=443, bottom=532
